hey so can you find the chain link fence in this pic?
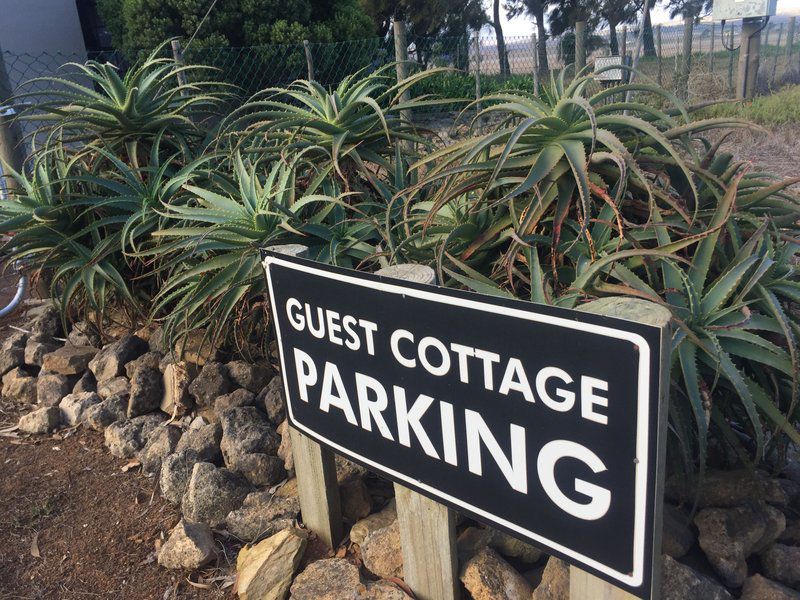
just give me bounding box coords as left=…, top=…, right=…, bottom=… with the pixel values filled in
left=1, top=20, right=799, bottom=118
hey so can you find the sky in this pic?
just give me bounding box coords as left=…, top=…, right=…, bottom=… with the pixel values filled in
left=495, top=0, right=800, bottom=37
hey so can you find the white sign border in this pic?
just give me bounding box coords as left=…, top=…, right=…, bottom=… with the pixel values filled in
left=264, top=254, right=653, bottom=589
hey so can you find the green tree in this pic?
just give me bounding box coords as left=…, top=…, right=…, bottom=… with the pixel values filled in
left=97, top=0, right=375, bottom=56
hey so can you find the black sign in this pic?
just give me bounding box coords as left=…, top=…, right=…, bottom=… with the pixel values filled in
left=262, top=251, right=666, bottom=599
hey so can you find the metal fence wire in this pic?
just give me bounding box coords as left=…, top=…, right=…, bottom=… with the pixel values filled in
left=1, top=20, right=799, bottom=117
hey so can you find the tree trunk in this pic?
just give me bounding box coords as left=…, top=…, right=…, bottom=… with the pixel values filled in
left=493, top=0, right=511, bottom=76
left=533, top=5, right=549, bottom=76
left=609, top=22, right=619, bottom=55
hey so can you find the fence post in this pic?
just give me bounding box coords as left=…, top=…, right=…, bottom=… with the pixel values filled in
left=620, top=25, right=628, bottom=59
left=787, top=16, right=797, bottom=67
left=727, top=25, right=735, bottom=96
left=393, top=19, right=412, bottom=126
left=709, top=22, right=716, bottom=71
left=772, top=23, right=784, bottom=84
left=737, top=17, right=762, bottom=99
left=575, top=20, right=586, bottom=73
left=265, top=243, right=344, bottom=549
left=0, top=53, right=23, bottom=194
left=170, top=39, right=189, bottom=90
left=473, top=34, right=482, bottom=130
left=375, top=264, right=460, bottom=600
left=303, top=40, right=315, bottom=81
left=679, top=16, right=693, bottom=99
left=568, top=297, right=671, bottom=600
left=532, top=32, right=540, bottom=95
left=656, top=24, right=663, bottom=87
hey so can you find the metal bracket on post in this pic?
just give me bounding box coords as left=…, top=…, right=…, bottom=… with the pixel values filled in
left=263, top=244, right=343, bottom=550
left=375, top=263, right=460, bottom=600
left=568, top=297, right=672, bottom=600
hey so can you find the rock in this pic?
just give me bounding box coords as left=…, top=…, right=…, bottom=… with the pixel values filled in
left=160, top=449, right=203, bottom=504
left=458, top=526, right=542, bottom=564
left=213, top=388, right=255, bottom=415
left=460, top=547, right=532, bottom=600
left=175, top=422, right=222, bottom=464
left=124, top=351, right=161, bottom=379
left=18, top=406, right=62, bottom=434
left=336, top=455, right=368, bottom=484
left=225, top=491, right=300, bottom=541
left=531, top=557, right=569, bottom=600
left=181, top=462, right=251, bottom=527
left=341, top=478, right=372, bottom=523
left=290, top=561, right=407, bottom=600
left=351, top=500, right=397, bottom=546
left=174, top=330, right=220, bottom=366
left=220, top=407, right=281, bottom=485
left=741, top=574, right=800, bottom=599
left=2, top=367, right=37, bottom=404
left=361, top=520, right=403, bottom=579
left=127, top=365, right=163, bottom=417
left=236, top=527, right=307, bottom=600
left=780, top=519, right=800, bottom=545
left=138, top=425, right=182, bottom=473
left=36, top=372, right=73, bottom=407
left=88, top=334, right=148, bottom=383
left=97, top=376, right=130, bottom=400
left=258, top=377, right=285, bottom=424
left=67, top=321, right=101, bottom=348
left=161, top=362, right=192, bottom=417
left=24, top=336, right=59, bottom=367
left=660, top=554, right=731, bottom=600
left=277, top=419, right=293, bottom=474
left=226, top=360, right=272, bottom=393
left=157, top=519, right=216, bottom=570
left=761, top=543, right=800, bottom=588
left=41, top=345, right=98, bottom=376
left=187, top=362, right=230, bottom=407
left=84, top=395, right=128, bottom=431
left=103, top=413, right=165, bottom=458
left=59, top=392, right=102, bottom=427
left=148, top=327, right=165, bottom=353
left=669, top=470, right=781, bottom=509
left=0, top=332, right=26, bottom=375
left=695, top=504, right=785, bottom=587
left=663, top=504, right=695, bottom=558
left=72, top=370, right=96, bottom=394
left=227, top=452, right=285, bottom=487
left=30, top=305, right=61, bottom=338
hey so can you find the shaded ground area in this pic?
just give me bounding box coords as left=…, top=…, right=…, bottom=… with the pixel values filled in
left=0, top=424, right=230, bottom=600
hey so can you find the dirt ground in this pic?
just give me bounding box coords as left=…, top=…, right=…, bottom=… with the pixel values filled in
left=713, top=123, right=800, bottom=186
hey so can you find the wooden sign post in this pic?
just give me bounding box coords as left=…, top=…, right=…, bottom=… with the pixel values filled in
left=376, top=264, right=460, bottom=600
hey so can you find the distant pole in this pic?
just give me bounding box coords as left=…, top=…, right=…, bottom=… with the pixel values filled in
left=620, top=25, right=628, bottom=59
left=170, top=39, right=189, bottom=91
left=771, top=23, right=783, bottom=85
left=532, top=32, right=540, bottom=95
left=709, top=22, right=716, bottom=71
left=787, top=16, right=797, bottom=67
left=680, top=15, right=693, bottom=99
left=0, top=55, right=24, bottom=194
left=303, top=40, right=315, bottom=81
left=656, top=24, right=663, bottom=86
left=575, top=20, right=586, bottom=73
left=473, top=34, right=483, bottom=130
left=737, top=17, right=762, bottom=99
left=393, top=19, right=411, bottom=125
left=625, top=0, right=653, bottom=101
left=727, top=25, right=735, bottom=96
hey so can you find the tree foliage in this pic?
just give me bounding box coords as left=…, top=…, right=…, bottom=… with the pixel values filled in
left=97, top=0, right=375, bottom=56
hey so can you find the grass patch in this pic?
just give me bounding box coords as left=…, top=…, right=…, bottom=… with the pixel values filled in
left=698, top=85, right=800, bottom=126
